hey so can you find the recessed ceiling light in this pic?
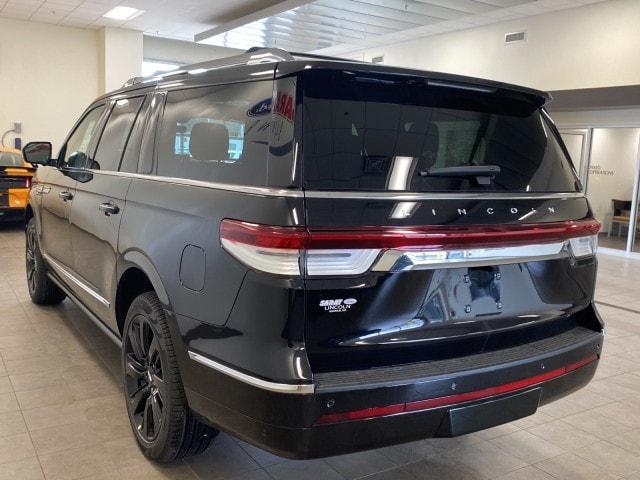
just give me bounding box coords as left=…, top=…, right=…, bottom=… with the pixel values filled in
left=103, top=6, right=145, bottom=21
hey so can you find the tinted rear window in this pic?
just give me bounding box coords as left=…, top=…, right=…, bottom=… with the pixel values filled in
left=0, top=152, right=23, bottom=167
left=156, top=81, right=273, bottom=186
left=302, top=71, right=579, bottom=193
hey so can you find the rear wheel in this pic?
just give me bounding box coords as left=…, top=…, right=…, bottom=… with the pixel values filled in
left=122, top=291, right=218, bottom=462
left=25, top=217, right=66, bottom=305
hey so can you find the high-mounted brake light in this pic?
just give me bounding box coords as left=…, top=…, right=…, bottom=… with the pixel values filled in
left=220, top=219, right=601, bottom=276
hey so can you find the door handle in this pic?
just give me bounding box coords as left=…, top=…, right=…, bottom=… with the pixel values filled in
left=98, top=202, right=120, bottom=216
left=58, top=191, right=73, bottom=202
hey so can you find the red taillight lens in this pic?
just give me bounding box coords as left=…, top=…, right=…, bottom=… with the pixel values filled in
left=314, top=354, right=599, bottom=425
left=305, top=219, right=600, bottom=250
left=220, top=219, right=307, bottom=249
left=219, top=219, right=601, bottom=276
left=25, top=177, right=31, bottom=189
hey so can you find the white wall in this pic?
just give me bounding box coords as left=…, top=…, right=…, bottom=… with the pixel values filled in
left=143, top=36, right=241, bottom=66
left=551, top=108, right=640, bottom=128
left=347, top=0, right=640, bottom=92
left=0, top=17, right=100, bottom=152
left=0, top=19, right=146, bottom=152
left=0, top=19, right=235, bottom=152
left=100, top=27, right=143, bottom=92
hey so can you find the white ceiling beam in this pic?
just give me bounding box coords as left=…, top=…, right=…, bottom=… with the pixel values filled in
left=195, top=0, right=316, bottom=43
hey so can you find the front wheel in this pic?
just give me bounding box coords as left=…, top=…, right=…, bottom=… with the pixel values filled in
left=25, top=217, right=66, bottom=305
left=122, top=291, right=218, bottom=462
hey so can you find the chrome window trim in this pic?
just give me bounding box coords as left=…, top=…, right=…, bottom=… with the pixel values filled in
left=303, top=191, right=585, bottom=200
left=42, top=253, right=110, bottom=307
left=84, top=169, right=305, bottom=198
left=80, top=169, right=585, bottom=200
left=188, top=351, right=315, bottom=394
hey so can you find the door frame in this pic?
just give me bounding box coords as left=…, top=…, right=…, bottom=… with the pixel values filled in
left=558, top=128, right=591, bottom=191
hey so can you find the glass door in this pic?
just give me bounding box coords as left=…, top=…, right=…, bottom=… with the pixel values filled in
left=630, top=150, right=640, bottom=253
left=559, top=129, right=590, bottom=189
left=586, top=128, right=640, bottom=252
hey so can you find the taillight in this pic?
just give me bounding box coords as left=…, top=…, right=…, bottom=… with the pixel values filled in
left=219, top=221, right=305, bottom=276
left=25, top=177, right=31, bottom=189
left=220, top=219, right=601, bottom=277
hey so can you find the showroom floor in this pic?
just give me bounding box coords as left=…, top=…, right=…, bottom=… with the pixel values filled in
left=1, top=223, right=640, bottom=480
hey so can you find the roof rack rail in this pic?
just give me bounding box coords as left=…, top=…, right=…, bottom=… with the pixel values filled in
left=122, top=76, right=145, bottom=88
left=122, top=47, right=295, bottom=88
left=289, top=51, right=364, bottom=63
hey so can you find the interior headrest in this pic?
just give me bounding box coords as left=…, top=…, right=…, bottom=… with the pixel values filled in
left=190, top=123, right=229, bottom=161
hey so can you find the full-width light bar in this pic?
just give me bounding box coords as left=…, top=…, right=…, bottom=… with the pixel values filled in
left=220, top=219, right=601, bottom=276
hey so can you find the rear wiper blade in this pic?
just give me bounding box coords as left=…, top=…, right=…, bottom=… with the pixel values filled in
left=418, top=165, right=501, bottom=185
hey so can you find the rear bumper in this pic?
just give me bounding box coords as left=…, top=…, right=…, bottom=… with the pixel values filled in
left=0, top=205, right=26, bottom=221
left=184, top=326, right=603, bottom=459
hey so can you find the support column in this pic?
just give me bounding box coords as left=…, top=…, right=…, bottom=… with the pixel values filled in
left=98, top=27, right=143, bottom=94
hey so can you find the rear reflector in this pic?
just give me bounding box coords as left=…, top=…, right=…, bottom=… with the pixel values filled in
left=314, top=354, right=598, bottom=425
left=220, top=219, right=601, bottom=276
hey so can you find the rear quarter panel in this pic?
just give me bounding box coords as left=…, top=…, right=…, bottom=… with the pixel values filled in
left=118, top=178, right=308, bottom=382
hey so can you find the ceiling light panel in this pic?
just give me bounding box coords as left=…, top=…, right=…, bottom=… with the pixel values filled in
left=103, top=6, right=145, bottom=21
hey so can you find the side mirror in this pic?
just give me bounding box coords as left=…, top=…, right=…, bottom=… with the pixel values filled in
left=23, top=142, right=52, bottom=166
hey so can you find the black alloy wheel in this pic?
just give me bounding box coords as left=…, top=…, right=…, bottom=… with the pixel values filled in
left=122, top=292, right=217, bottom=462
left=25, top=217, right=66, bottom=305
left=25, top=225, right=38, bottom=294
left=124, top=314, right=167, bottom=443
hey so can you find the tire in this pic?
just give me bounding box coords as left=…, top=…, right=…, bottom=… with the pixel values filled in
left=122, top=291, right=218, bottom=462
left=25, top=217, right=66, bottom=305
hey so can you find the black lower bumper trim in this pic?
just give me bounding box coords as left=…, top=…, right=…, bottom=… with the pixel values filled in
left=441, top=388, right=541, bottom=436
left=0, top=207, right=25, bottom=220
left=186, top=355, right=599, bottom=459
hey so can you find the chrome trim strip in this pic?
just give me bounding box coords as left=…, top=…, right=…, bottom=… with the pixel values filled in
left=46, top=273, right=121, bottom=347
left=372, top=242, right=569, bottom=271
left=188, top=351, right=315, bottom=394
left=72, top=169, right=585, bottom=201
left=42, top=253, right=110, bottom=307
left=304, top=191, right=585, bottom=200
left=83, top=170, right=304, bottom=198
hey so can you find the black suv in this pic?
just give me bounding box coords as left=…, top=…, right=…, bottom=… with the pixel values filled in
left=22, top=48, right=604, bottom=461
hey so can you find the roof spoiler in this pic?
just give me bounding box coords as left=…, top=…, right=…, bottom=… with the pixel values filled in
left=123, top=47, right=363, bottom=88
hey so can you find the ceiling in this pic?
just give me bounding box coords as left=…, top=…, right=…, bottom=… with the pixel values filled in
left=0, top=0, right=283, bottom=41
left=0, top=0, right=609, bottom=54
left=196, top=0, right=609, bottom=54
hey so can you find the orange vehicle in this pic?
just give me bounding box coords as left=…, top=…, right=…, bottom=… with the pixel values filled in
left=0, top=147, right=35, bottom=221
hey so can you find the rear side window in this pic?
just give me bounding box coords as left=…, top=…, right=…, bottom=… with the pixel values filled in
left=120, top=96, right=151, bottom=173
left=92, top=97, right=144, bottom=172
left=302, top=71, right=579, bottom=193
left=156, top=81, right=273, bottom=186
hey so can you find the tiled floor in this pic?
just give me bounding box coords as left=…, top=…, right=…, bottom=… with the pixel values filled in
left=1, top=221, right=640, bottom=480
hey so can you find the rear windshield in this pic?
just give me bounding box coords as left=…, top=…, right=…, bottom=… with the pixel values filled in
left=301, top=71, right=579, bottom=193
left=0, top=152, right=23, bottom=167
